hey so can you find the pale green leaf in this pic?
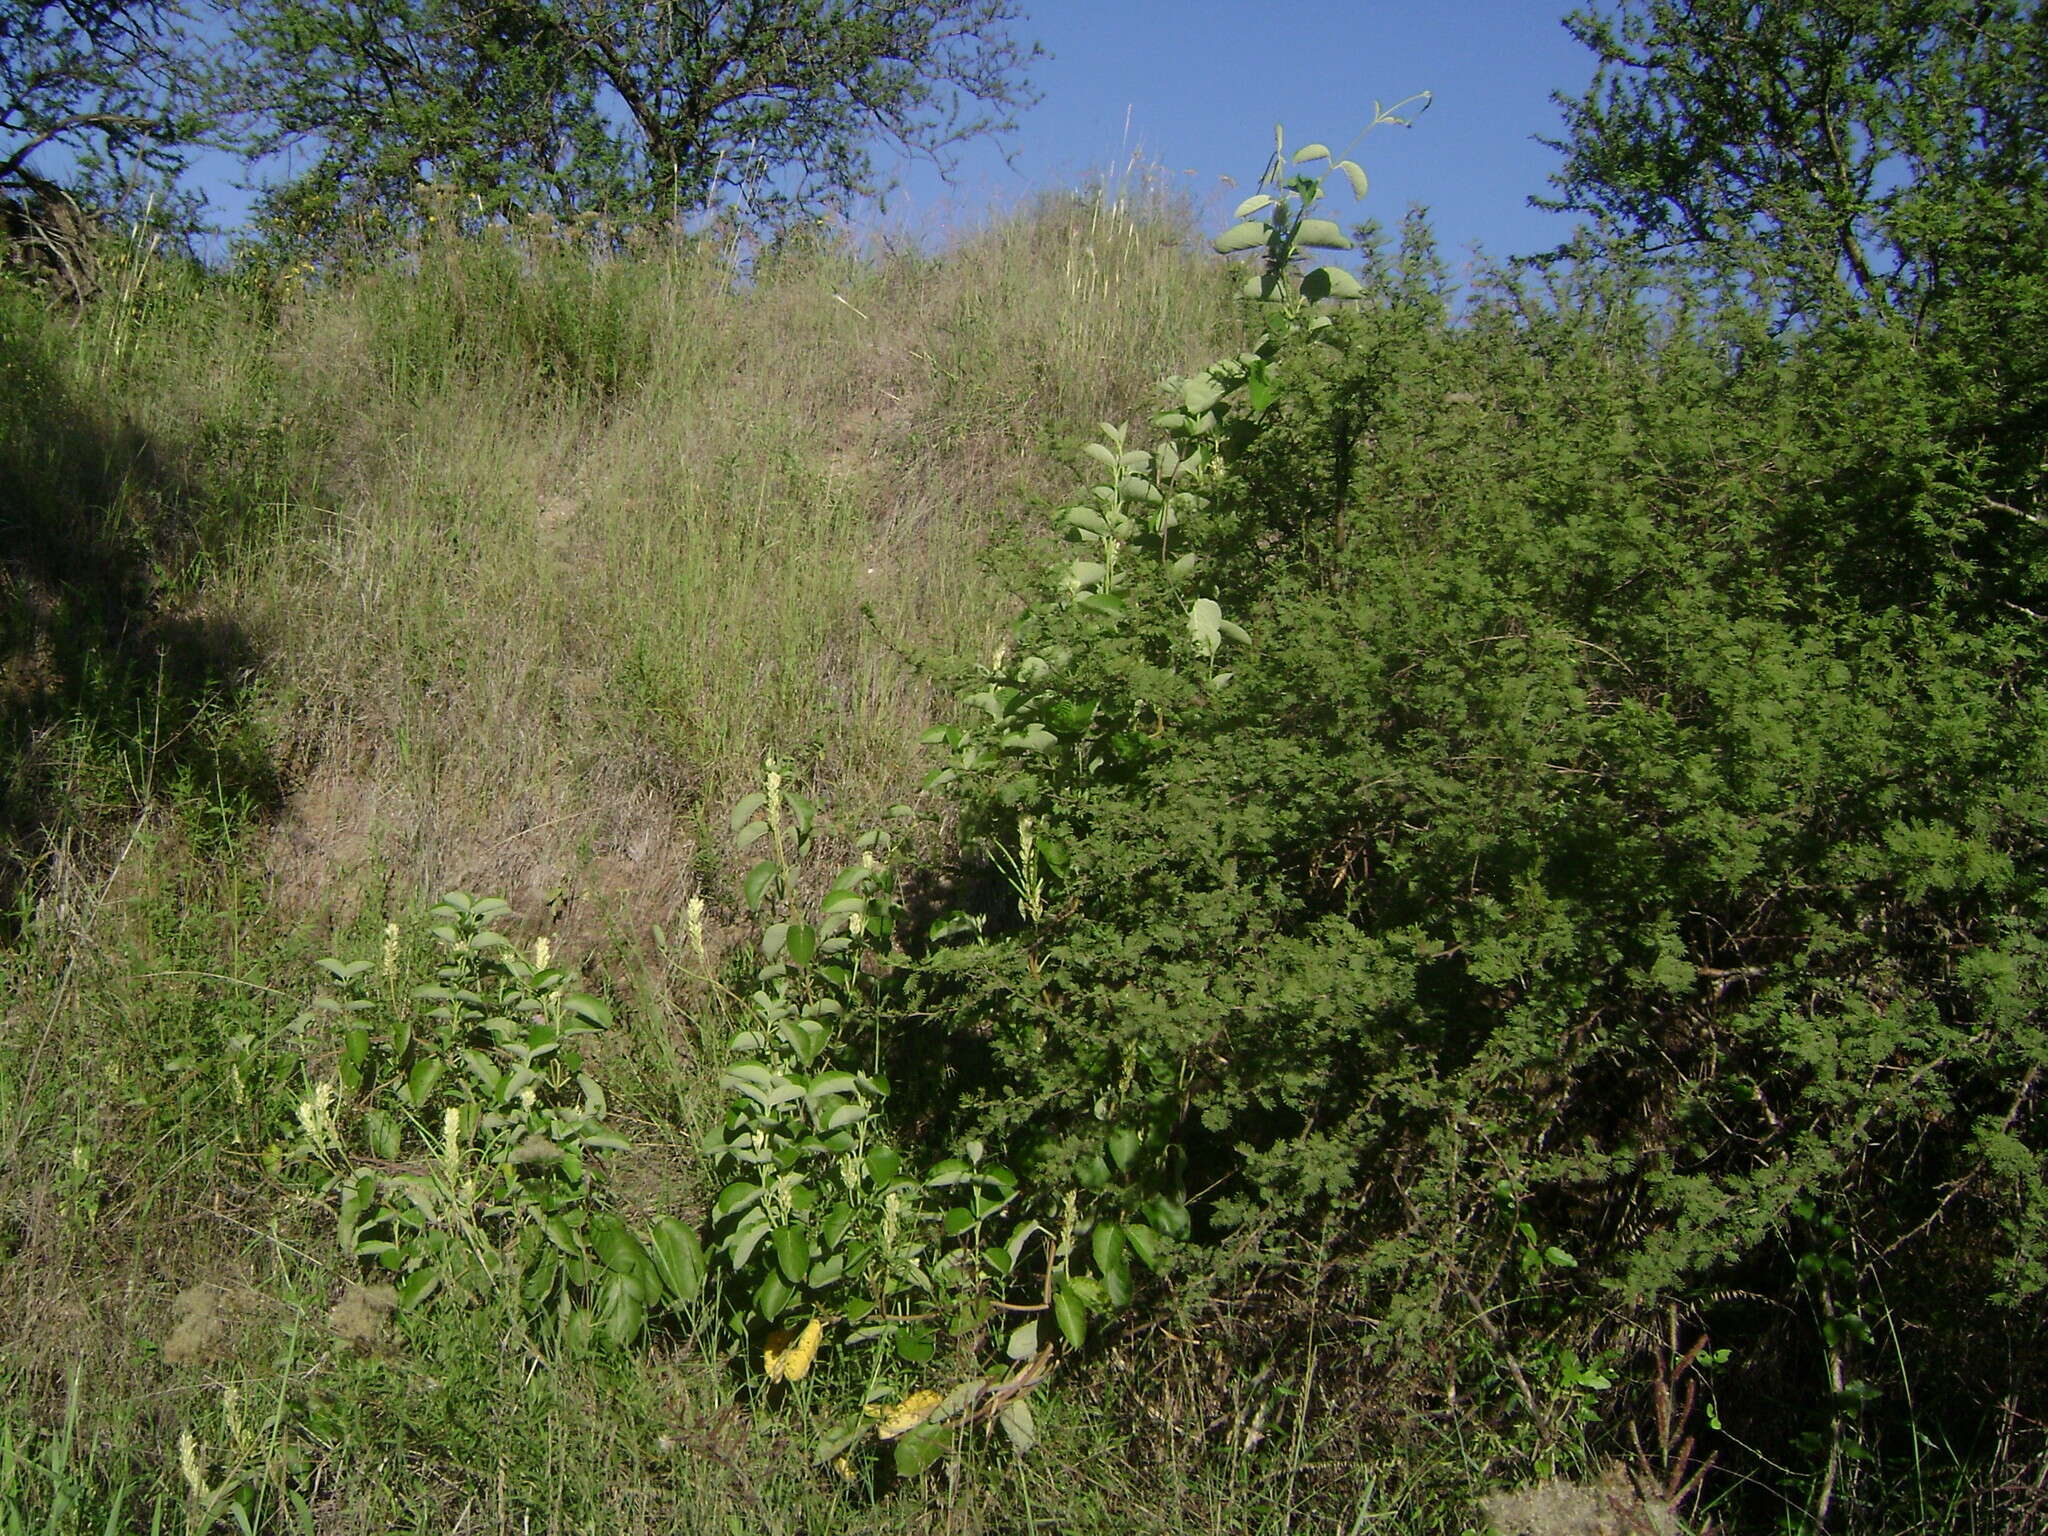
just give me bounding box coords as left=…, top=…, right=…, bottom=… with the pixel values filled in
left=998, top=1398, right=1038, bottom=1453
left=1294, top=218, right=1353, bottom=250
left=1301, top=265, right=1364, bottom=302
left=1212, top=220, right=1269, bottom=254
left=1180, top=375, right=1226, bottom=414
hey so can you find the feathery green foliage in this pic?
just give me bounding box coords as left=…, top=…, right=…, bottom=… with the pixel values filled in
left=234, top=0, right=1040, bottom=253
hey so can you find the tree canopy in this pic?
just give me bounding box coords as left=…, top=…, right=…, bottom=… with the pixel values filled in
left=236, top=0, right=1040, bottom=250
left=1, top=0, right=208, bottom=207
left=1542, top=0, right=2048, bottom=327
left=1, top=0, right=214, bottom=293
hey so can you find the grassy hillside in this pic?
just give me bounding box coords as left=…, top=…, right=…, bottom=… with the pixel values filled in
left=0, top=190, right=1314, bottom=1534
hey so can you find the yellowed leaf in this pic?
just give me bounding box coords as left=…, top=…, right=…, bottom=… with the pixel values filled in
left=864, top=1388, right=944, bottom=1439
left=764, top=1317, right=826, bottom=1382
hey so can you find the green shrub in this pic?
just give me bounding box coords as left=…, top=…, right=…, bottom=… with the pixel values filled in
left=890, top=170, right=2048, bottom=1523
left=284, top=892, right=706, bottom=1349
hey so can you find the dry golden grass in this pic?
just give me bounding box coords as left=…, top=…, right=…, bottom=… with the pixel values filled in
left=170, top=187, right=1237, bottom=949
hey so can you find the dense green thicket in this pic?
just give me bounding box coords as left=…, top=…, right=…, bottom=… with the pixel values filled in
left=879, top=232, right=2048, bottom=1528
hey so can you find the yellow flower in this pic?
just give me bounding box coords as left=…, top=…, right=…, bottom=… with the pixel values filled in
left=177, top=1432, right=211, bottom=1501
left=865, top=1388, right=944, bottom=1440
left=685, top=895, right=707, bottom=963
left=763, top=1316, right=825, bottom=1382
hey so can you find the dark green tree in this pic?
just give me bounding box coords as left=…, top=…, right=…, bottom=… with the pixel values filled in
left=239, top=0, right=628, bottom=250
left=1541, top=0, right=2048, bottom=327
left=239, top=0, right=1038, bottom=250
left=1543, top=0, right=2048, bottom=638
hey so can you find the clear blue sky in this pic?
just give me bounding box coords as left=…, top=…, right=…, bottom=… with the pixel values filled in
left=866, top=0, right=1593, bottom=268
left=190, top=1, right=1597, bottom=267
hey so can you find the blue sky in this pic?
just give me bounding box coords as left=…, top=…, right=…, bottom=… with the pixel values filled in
left=187, top=1, right=1597, bottom=267
left=869, top=0, right=1594, bottom=269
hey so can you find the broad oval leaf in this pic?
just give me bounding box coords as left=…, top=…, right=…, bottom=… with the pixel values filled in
left=563, top=992, right=612, bottom=1027
left=591, top=1216, right=648, bottom=1276
left=754, top=1268, right=794, bottom=1321
left=1181, top=375, right=1226, bottom=414
left=713, top=1180, right=765, bottom=1220
left=728, top=1211, right=773, bottom=1270
left=1300, top=265, right=1364, bottom=302
left=894, top=1325, right=936, bottom=1364
left=772, top=1225, right=810, bottom=1284
left=403, top=1057, right=444, bottom=1108
left=1091, top=1221, right=1126, bottom=1278
left=742, top=860, right=780, bottom=910
left=1121, top=1220, right=1165, bottom=1273
left=598, top=1272, right=647, bottom=1345
left=1108, top=1126, right=1142, bottom=1171
left=1212, top=219, right=1270, bottom=254
left=892, top=1421, right=952, bottom=1477
left=998, top=1398, right=1038, bottom=1453
left=1142, top=1193, right=1192, bottom=1241
left=1006, top=1319, right=1039, bottom=1360
left=649, top=1217, right=706, bottom=1303
left=1294, top=217, right=1353, bottom=250
left=1053, top=1278, right=1089, bottom=1350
